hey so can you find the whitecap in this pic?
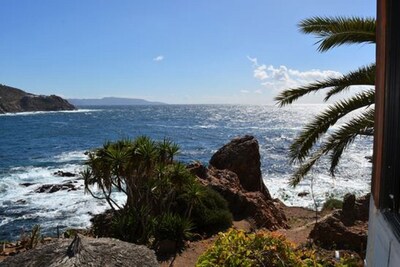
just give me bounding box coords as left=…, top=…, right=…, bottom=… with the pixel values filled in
left=0, top=109, right=101, bottom=117
left=53, top=151, right=88, bottom=163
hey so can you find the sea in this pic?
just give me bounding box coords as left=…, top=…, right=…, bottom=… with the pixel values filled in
left=0, top=105, right=373, bottom=240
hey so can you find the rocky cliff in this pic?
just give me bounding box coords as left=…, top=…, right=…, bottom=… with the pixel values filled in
left=189, top=135, right=288, bottom=230
left=0, top=84, right=75, bottom=114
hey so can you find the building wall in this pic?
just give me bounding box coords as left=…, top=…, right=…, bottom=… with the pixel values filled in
left=366, top=198, right=400, bottom=266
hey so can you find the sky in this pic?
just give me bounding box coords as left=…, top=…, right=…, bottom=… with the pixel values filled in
left=0, top=0, right=376, bottom=104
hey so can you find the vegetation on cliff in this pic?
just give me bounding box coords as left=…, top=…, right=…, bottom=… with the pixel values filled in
left=0, top=84, right=75, bottom=114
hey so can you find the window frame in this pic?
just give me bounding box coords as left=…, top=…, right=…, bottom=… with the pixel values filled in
left=377, top=0, right=400, bottom=238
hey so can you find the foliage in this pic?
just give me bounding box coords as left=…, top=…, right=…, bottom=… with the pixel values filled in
left=63, top=229, right=78, bottom=238
left=322, top=198, right=343, bottom=211
left=154, top=213, right=193, bottom=243
left=274, top=16, right=375, bottom=186
left=197, top=229, right=302, bottom=267
left=196, top=229, right=361, bottom=267
left=189, top=187, right=233, bottom=234
left=111, top=207, right=156, bottom=244
left=19, top=225, right=42, bottom=250
left=83, top=136, right=232, bottom=246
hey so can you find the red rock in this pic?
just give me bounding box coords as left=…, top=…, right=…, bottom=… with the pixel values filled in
left=209, top=135, right=271, bottom=199
left=309, top=194, right=370, bottom=252
left=189, top=163, right=288, bottom=230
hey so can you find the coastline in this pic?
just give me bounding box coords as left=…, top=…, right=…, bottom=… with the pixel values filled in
left=0, top=105, right=372, bottom=241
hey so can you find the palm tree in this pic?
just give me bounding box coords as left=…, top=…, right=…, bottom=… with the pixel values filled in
left=274, top=16, right=376, bottom=186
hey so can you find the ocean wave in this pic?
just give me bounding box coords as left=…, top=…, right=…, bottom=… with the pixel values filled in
left=265, top=169, right=371, bottom=210
left=0, top=109, right=101, bottom=117
left=53, top=151, right=88, bottom=163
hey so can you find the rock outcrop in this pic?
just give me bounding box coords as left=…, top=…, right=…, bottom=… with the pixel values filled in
left=0, top=84, right=75, bottom=114
left=309, top=194, right=370, bottom=252
left=0, top=235, right=158, bottom=267
left=53, top=171, right=76, bottom=177
left=35, top=182, right=78, bottom=193
left=210, top=135, right=271, bottom=199
left=189, top=135, right=288, bottom=230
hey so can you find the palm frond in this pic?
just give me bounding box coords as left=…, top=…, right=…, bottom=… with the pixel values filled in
left=326, top=108, right=374, bottom=174
left=298, top=16, right=376, bottom=52
left=289, top=89, right=374, bottom=162
left=289, top=109, right=374, bottom=186
left=324, top=64, right=375, bottom=101
left=274, top=64, right=375, bottom=106
left=290, top=151, right=323, bottom=187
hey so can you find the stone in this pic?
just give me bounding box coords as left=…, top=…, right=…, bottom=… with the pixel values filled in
left=341, top=193, right=356, bottom=225
left=19, top=183, right=35, bottom=187
left=209, top=135, right=271, bottom=199
left=53, top=171, right=76, bottom=177
left=309, top=212, right=368, bottom=252
left=297, top=191, right=309, bottom=197
left=189, top=163, right=288, bottom=230
left=34, top=183, right=77, bottom=194
left=0, top=235, right=158, bottom=267
left=309, top=194, right=370, bottom=252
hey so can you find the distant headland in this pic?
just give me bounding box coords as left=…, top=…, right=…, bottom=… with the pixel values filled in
left=67, top=97, right=166, bottom=106
left=0, top=84, right=75, bottom=114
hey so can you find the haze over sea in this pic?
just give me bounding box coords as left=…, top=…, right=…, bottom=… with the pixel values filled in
left=0, top=105, right=372, bottom=240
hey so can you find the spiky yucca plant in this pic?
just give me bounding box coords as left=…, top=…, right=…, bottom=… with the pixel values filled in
left=275, top=17, right=376, bottom=186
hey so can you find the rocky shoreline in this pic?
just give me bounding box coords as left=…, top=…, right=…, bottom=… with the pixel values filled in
left=0, top=135, right=369, bottom=266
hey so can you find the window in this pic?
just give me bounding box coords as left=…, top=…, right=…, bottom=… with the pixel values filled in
left=375, top=1, right=400, bottom=237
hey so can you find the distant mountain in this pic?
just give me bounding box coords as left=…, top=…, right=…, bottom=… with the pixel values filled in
left=68, top=97, right=166, bottom=106
left=0, top=84, right=75, bottom=114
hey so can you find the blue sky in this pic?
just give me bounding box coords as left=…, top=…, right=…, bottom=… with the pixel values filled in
left=0, top=0, right=375, bottom=104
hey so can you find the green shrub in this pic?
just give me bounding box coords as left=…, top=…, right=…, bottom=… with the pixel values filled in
left=197, top=229, right=361, bottom=267
left=190, top=187, right=232, bottom=233
left=111, top=208, right=156, bottom=244
left=322, top=198, right=343, bottom=211
left=196, top=229, right=301, bottom=267
left=155, top=213, right=193, bottom=243
left=85, top=136, right=232, bottom=246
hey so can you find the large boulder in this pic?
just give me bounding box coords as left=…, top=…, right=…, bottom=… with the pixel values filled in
left=0, top=235, right=158, bottom=267
left=189, top=164, right=288, bottom=230
left=210, top=135, right=271, bottom=199
left=309, top=194, right=370, bottom=252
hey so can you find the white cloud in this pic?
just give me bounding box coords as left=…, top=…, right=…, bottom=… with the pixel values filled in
left=254, top=65, right=268, bottom=80
left=240, top=90, right=250, bottom=94
left=153, top=55, right=164, bottom=62
left=254, top=89, right=262, bottom=94
left=247, top=56, right=258, bottom=66
left=248, top=57, right=342, bottom=92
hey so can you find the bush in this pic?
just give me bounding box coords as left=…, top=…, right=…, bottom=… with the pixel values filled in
left=190, top=187, right=232, bottom=234
left=155, top=213, right=193, bottom=243
left=197, top=229, right=361, bottom=267
left=86, top=136, right=233, bottom=247
left=322, top=198, right=343, bottom=211
left=196, top=229, right=301, bottom=267
left=111, top=208, right=156, bottom=244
